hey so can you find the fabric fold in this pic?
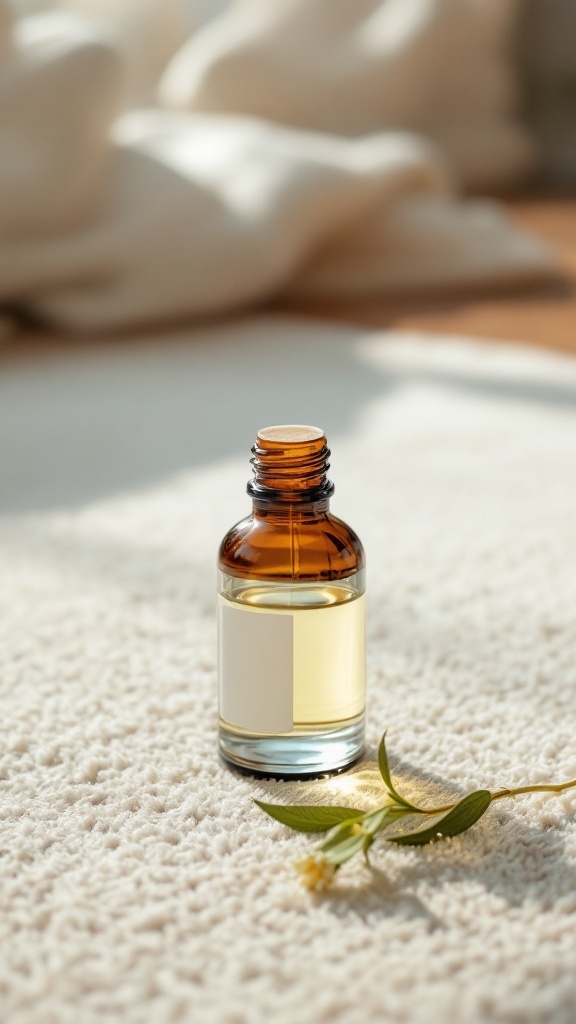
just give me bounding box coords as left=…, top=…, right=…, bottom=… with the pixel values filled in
left=160, top=0, right=536, bottom=192
left=0, top=1, right=556, bottom=333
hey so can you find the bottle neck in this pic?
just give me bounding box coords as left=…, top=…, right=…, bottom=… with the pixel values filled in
left=251, top=497, right=331, bottom=520
left=247, top=426, right=334, bottom=509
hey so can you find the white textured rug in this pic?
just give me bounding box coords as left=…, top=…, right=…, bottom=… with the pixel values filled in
left=2, top=317, right=576, bottom=1024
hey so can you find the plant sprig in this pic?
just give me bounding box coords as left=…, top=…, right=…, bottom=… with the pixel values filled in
left=255, top=732, right=576, bottom=890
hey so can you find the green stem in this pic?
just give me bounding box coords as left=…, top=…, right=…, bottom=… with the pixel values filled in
left=415, top=777, right=576, bottom=817
left=491, top=778, right=576, bottom=801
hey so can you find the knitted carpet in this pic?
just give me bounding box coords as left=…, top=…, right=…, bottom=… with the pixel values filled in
left=1, top=317, right=576, bottom=1024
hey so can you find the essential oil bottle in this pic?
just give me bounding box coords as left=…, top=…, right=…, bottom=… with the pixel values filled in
left=217, top=425, right=366, bottom=777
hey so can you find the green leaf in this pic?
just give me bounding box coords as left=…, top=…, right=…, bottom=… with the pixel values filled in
left=323, top=832, right=366, bottom=866
left=317, top=804, right=414, bottom=866
left=319, top=821, right=358, bottom=852
left=363, top=835, right=374, bottom=865
left=362, top=805, right=414, bottom=835
left=377, top=733, right=419, bottom=811
left=387, top=790, right=492, bottom=847
left=255, top=800, right=364, bottom=834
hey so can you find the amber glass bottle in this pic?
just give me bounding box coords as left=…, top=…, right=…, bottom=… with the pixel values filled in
left=218, top=425, right=366, bottom=776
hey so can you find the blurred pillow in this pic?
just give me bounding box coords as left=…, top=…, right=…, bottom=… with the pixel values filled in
left=10, top=0, right=193, bottom=104
left=0, top=8, right=122, bottom=236
left=160, top=0, right=536, bottom=191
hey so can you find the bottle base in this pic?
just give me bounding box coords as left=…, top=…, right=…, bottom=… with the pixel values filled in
left=218, top=715, right=365, bottom=778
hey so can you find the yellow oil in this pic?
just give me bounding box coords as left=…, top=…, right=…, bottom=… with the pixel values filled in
left=218, top=573, right=365, bottom=733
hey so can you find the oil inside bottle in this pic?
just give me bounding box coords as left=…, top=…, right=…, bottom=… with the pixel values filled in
left=218, top=569, right=365, bottom=776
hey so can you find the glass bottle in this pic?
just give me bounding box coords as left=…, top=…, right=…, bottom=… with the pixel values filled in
left=217, top=425, right=366, bottom=777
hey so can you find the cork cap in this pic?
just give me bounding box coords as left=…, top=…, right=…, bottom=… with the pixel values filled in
left=257, top=425, right=324, bottom=445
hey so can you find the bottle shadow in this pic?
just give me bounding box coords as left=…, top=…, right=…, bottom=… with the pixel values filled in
left=0, top=315, right=388, bottom=515
left=3, top=312, right=576, bottom=515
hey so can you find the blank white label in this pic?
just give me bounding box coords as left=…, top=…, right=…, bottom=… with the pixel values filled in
left=218, top=599, right=294, bottom=734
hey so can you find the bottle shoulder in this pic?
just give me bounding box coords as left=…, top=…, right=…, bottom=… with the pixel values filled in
left=218, top=510, right=364, bottom=581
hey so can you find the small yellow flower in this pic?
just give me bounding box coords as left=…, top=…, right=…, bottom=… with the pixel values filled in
left=294, top=853, right=336, bottom=891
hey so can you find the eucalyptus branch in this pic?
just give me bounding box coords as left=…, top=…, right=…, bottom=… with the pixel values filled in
left=255, top=733, right=576, bottom=890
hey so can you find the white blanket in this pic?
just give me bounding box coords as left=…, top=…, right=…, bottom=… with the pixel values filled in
left=2, top=317, right=576, bottom=1022
left=0, top=1, right=554, bottom=332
